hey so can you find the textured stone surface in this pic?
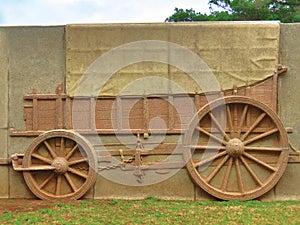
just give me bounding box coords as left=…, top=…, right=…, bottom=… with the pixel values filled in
left=275, top=23, right=300, bottom=201
left=66, top=22, right=280, bottom=96
left=0, top=23, right=299, bottom=200
left=0, top=167, right=9, bottom=198
left=6, top=26, right=65, bottom=198
left=275, top=163, right=300, bottom=200
left=0, top=29, right=9, bottom=198
left=94, top=169, right=194, bottom=200
left=279, top=24, right=300, bottom=150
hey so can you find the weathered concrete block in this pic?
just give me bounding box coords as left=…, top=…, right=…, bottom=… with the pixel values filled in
left=279, top=23, right=300, bottom=150
left=275, top=163, right=300, bottom=200
left=195, top=186, right=217, bottom=201
left=0, top=29, right=8, bottom=130
left=6, top=26, right=65, bottom=198
left=0, top=167, right=9, bottom=198
left=273, top=23, right=300, bottom=201
left=94, top=169, right=194, bottom=200
left=7, top=26, right=65, bottom=132
left=0, top=29, right=9, bottom=198
left=257, top=189, right=275, bottom=202
left=9, top=169, right=35, bottom=198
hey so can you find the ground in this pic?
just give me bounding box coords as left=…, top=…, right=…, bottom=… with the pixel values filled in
left=0, top=199, right=78, bottom=213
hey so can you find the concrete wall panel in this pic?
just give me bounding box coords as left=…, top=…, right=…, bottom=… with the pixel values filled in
left=0, top=29, right=9, bottom=198
left=94, top=169, right=194, bottom=200
left=6, top=26, right=65, bottom=198
left=279, top=24, right=300, bottom=149
left=276, top=23, right=300, bottom=200
left=275, top=164, right=300, bottom=200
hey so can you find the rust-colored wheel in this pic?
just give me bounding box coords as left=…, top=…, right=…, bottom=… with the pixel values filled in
left=23, top=130, right=97, bottom=200
left=184, top=96, right=289, bottom=200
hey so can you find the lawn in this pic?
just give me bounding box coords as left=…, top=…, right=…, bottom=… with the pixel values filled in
left=0, top=198, right=299, bottom=224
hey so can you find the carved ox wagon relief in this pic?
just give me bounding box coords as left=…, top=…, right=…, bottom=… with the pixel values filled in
left=4, top=22, right=300, bottom=201
left=9, top=66, right=297, bottom=201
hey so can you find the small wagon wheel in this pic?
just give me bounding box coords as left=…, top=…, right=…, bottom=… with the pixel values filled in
left=22, top=130, right=97, bottom=200
left=184, top=96, right=289, bottom=200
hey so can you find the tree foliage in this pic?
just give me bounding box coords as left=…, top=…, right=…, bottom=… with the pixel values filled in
left=165, top=0, right=300, bottom=22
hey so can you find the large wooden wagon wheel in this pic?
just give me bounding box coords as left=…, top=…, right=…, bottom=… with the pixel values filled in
left=184, top=96, right=289, bottom=200
left=22, top=130, right=97, bottom=200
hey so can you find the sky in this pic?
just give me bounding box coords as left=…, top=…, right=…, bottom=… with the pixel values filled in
left=0, top=0, right=211, bottom=26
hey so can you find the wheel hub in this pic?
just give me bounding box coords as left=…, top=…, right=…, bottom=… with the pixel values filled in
left=226, top=138, right=244, bottom=158
left=52, top=157, right=69, bottom=174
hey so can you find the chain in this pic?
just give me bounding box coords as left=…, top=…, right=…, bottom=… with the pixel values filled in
left=97, top=136, right=144, bottom=172
left=98, top=163, right=123, bottom=171
left=98, top=153, right=138, bottom=171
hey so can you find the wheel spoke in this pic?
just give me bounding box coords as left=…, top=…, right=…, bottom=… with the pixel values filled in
left=32, top=153, right=53, bottom=164
left=64, top=172, right=78, bottom=192
left=240, top=156, right=263, bottom=186
left=241, top=113, right=266, bottom=141
left=235, top=158, right=244, bottom=193
left=197, top=126, right=227, bottom=145
left=226, top=105, right=234, bottom=136
left=243, top=152, right=277, bottom=172
left=237, top=105, right=248, bottom=136
left=68, top=158, right=88, bottom=166
left=188, top=145, right=226, bottom=150
left=39, top=173, right=55, bottom=189
left=221, top=157, right=233, bottom=191
left=209, top=113, right=230, bottom=141
left=59, top=137, right=65, bottom=157
left=233, top=104, right=238, bottom=133
left=244, top=146, right=285, bottom=152
left=65, top=144, right=79, bottom=160
left=194, top=151, right=227, bottom=168
left=43, top=140, right=57, bottom=159
left=244, top=128, right=278, bottom=145
left=68, top=167, right=88, bottom=179
left=56, top=175, right=62, bottom=196
left=205, top=155, right=229, bottom=183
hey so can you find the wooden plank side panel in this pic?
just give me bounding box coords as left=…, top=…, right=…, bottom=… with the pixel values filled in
left=24, top=105, right=33, bottom=130
left=173, top=96, right=194, bottom=130
left=37, top=100, right=56, bottom=130
left=70, top=98, right=91, bottom=130
left=95, top=98, right=115, bottom=130
left=148, top=97, right=169, bottom=131
left=122, top=98, right=144, bottom=130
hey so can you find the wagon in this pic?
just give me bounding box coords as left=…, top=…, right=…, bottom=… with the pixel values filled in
left=6, top=65, right=292, bottom=201
left=2, top=22, right=299, bottom=201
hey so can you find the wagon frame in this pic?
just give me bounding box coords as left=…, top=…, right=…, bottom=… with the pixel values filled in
left=0, top=64, right=296, bottom=201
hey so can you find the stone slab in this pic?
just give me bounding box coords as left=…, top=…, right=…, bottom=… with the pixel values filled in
left=7, top=26, right=65, bottom=132
left=9, top=169, right=35, bottom=198
left=0, top=29, right=9, bottom=198
left=6, top=26, right=65, bottom=198
left=278, top=23, right=300, bottom=150
left=0, top=166, right=9, bottom=198
left=66, top=22, right=280, bottom=96
left=94, top=169, right=194, bottom=200
left=275, top=163, right=300, bottom=200
left=276, top=23, right=300, bottom=200
left=0, top=29, right=8, bottom=130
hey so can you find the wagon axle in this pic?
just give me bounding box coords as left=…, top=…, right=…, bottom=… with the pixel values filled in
left=226, top=138, right=245, bottom=158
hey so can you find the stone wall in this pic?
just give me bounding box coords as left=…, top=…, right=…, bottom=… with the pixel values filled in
left=276, top=23, right=300, bottom=200
left=0, top=26, right=65, bottom=198
left=0, top=23, right=299, bottom=200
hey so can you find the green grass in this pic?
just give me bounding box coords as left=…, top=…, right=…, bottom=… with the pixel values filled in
left=0, top=198, right=300, bottom=224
